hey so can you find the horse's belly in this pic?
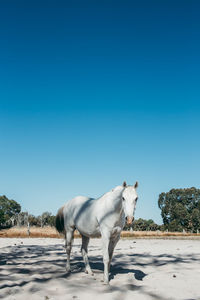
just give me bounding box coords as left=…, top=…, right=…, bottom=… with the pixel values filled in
left=76, top=223, right=101, bottom=238
left=78, top=228, right=101, bottom=238
left=75, top=212, right=100, bottom=237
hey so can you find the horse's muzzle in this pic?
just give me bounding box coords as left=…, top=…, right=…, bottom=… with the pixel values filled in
left=126, top=216, right=134, bottom=225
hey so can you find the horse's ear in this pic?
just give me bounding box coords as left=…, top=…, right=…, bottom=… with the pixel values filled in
left=123, top=181, right=127, bottom=187
left=134, top=181, right=138, bottom=189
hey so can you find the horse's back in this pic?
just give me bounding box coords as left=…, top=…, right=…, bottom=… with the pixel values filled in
left=63, top=195, right=100, bottom=236
left=64, top=195, right=93, bottom=210
left=62, top=196, right=95, bottom=225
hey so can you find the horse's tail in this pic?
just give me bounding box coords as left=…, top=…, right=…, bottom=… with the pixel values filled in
left=55, top=206, right=65, bottom=234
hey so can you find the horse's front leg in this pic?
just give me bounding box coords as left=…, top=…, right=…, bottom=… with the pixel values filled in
left=108, top=233, right=120, bottom=271
left=101, top=232, right=110, bottom=284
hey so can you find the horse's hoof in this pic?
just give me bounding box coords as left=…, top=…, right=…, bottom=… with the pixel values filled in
left=85, top=269, right=94, bottom=276
left=101, top=279, right=109, bottom=285
left=66, top=267, right=71, bottom=273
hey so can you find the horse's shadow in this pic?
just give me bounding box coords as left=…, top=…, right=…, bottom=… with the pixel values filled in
left=71, top=256, right=147, bottom=282
left=110, top=266, right=146, bottom=281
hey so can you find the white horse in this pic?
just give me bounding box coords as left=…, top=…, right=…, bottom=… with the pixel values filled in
left=56, top=181, right=138, bottom=284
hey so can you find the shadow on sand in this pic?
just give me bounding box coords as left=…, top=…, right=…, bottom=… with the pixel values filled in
left=0, top=242, right=199, bottom=300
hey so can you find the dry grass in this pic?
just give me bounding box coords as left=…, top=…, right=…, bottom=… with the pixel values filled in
left=1, top=226, right=200, bottom=239
left=120, top=230, right=200, bottom=238
left=0, top=226, right=63, bottom=238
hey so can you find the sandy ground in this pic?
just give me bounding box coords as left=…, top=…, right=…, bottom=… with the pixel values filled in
left=0, top=238, right=200, bottom=300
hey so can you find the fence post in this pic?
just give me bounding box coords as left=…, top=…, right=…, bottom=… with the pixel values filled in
left=27, top=222, right=30, bottom=237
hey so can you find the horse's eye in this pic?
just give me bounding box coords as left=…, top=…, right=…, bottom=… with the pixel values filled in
left=122, top=197, right=125, bottom=201
left=135, top=197, right=138, bottom=202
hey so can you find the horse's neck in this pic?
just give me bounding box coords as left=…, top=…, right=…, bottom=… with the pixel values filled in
left=104, top=192, right=125, bottom=226
left=113, top=194, right=123, bottom=213
left=101, top=188, right=124, bottom=213
left=96, top=188, right=125, bottom=228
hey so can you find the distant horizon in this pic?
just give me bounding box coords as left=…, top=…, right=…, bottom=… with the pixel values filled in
left=2, top=183, right=199, bottom=226
left=1, top=1, right=200, bottom=224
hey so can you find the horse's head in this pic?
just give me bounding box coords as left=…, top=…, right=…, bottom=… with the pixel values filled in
left=122, top=181, right=138, bottom=225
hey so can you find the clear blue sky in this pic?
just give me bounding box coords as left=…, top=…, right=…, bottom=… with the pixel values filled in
left=0, top=1, right=200, bottom=223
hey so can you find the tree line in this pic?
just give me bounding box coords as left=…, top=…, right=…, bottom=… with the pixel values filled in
left=1, top=186, right=200, bottom=232
left=124, top=218, right=164, bottom=231
left=0, top=195, right=55, bottom=229
left=0, top=195, right=162, bottom=231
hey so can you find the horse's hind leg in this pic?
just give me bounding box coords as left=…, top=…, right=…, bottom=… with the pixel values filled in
left=81, top=235, right=93, bottom=275
left=65, top=229, right=74, bottom=272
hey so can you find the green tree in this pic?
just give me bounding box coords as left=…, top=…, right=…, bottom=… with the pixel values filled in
left=28, top=214, right=39, bottom=226
left=0, top=195, right=21, bottom=228
left=191, top=209, right=200, bottom=233
left=124, top=218, right=160, bottom=231
left=37, top=212, right=56, bottom=227
left=158, top=187, right=200, bottom=232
